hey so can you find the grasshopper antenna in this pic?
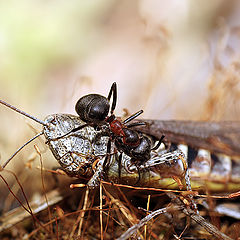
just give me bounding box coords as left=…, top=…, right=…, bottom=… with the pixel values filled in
left=1, top=131, right=44, bottom=169
left=0, top=99, right=47, bottom=169
left=0, top=99, right=47, bottom=126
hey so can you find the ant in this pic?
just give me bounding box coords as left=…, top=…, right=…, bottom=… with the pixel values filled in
left=72, top=82, right=164, bottom=177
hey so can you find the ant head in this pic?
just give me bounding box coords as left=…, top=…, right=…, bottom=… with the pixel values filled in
left=75, top=82, right=117, bottom=124
left=75, top=94, right=110, bottom=123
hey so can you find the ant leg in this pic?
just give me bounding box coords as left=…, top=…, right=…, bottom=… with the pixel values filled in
left=151, top=135, right=165, bottom=151
left=53, top=123, right=88, bottom=140
left=118, top=152, right=123, bottom=180
left=135, top=165, right=141, bottom=185
left=71, top=124, right=89, bottom=132
left=123, top=158, right=142, bottom=185
left=103, top=138, right=112, bottom=170
left=123, top=110, right=143, bottom=124
left=107, top=82, right=117, bottom=114
left=126, top=122, right=146, bottom=128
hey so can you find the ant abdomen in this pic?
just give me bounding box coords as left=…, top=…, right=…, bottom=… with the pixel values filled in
left=75, top=94, right=110, bottom=123
left=131, top=136, right=151, bottom=161
left=115, top=132, right=152, bottom=163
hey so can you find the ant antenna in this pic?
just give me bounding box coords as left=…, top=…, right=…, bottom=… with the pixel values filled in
left=0, top=99, right=47, bottom=126
left=107, top=82, right=117, bottom=114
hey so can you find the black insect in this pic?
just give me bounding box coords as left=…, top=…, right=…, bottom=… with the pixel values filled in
left=74, top=82, right=164, bottom=170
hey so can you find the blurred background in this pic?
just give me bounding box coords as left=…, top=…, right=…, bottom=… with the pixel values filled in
left=0, top=0, right=240, bottom=209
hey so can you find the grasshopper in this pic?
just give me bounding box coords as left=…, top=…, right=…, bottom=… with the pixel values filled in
left=0, top=99, right=189, bottom=190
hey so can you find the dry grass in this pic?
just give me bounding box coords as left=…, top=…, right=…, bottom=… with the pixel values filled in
left=0, top=166, right=239, bottom=240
